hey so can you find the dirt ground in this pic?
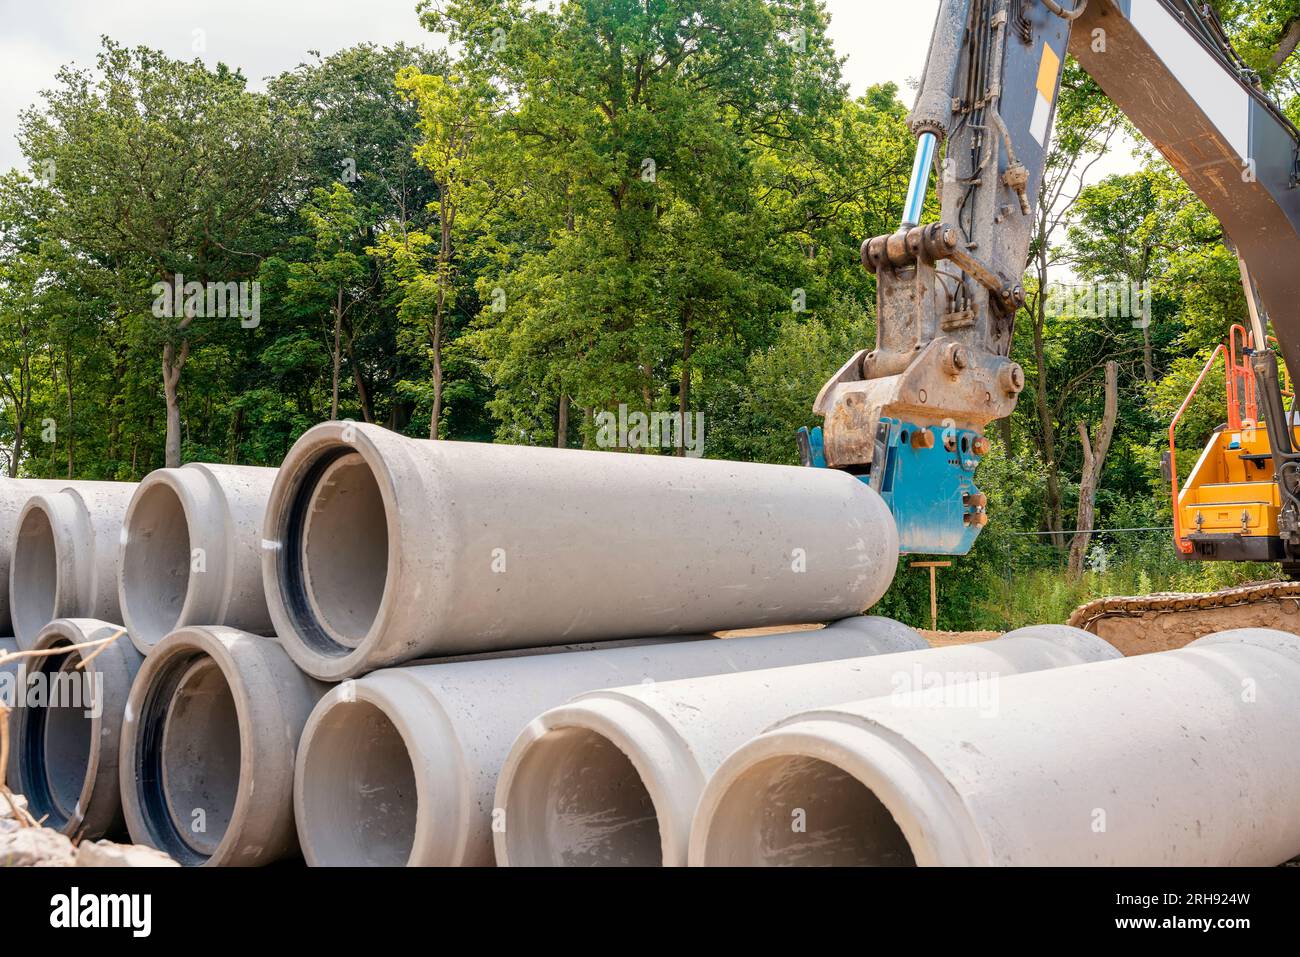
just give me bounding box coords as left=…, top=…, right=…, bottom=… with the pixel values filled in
left=922, top=603, right=1300, bottom=656
left=1089, top=602, right=1300, bottom=656
left=721, top=613, right=1300, bottom=655
left=921, top=630, right=1002, bottom=647
left=717, top=625, right=1005, bottom=646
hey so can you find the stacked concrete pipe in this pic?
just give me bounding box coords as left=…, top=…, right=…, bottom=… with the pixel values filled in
left=495, top=625, right=1120, bottom=866
left=294, top=617, right=926, bottom=866
left=690, top=628, right=1300, bottom=867
left=119, top=464, right=278, bottom=654
left=262, top=422, right=901, bottom=680
left=0, top=478, right=113, bottom=637
left=10, top=619, right=141, bottom=839
left=9, top=482, right=137, bottom=649
left=120, top=626, right=327, bottom=866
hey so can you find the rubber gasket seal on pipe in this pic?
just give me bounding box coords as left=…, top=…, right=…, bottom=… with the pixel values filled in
left=119, top=626, right=327, bottom=866
left=10, top=618, right=141, bottom=839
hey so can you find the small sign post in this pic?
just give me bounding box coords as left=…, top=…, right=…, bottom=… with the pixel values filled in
left=909, top=561, right=952, bottom=632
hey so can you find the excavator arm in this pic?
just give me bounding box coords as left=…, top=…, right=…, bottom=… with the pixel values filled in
left=810, top=0, right=1300, bottom=555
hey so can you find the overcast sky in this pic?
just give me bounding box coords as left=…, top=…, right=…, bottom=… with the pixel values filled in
left=0, top=0, right=945, bottom=174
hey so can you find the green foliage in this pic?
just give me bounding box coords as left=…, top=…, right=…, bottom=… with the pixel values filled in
left=1, top=6, right=1297, bottom=621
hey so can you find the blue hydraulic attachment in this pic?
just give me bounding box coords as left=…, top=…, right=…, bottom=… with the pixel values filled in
left=798, top=418, right=987, bottom=556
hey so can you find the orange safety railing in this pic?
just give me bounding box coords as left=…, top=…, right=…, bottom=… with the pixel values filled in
left=1227, top=324, right=1256, bottom=429
left=1169, top=344, right=1225, bottom=554
left=1169, top=328, right=1287, bottom=554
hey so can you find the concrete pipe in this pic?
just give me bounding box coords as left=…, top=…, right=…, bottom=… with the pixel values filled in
left=0, top=478, right=114, bottom=637
left=10, top=619, right=141, bottom=839
left=690, top=628, right=1300, bottom=867
left=294, top=616, right=926, bottom=866
left=120, top=626, right=327, bottom=866
left=262, top=422, right=900, bottom=680
left=9, top=483, right=138, bottom=649
left=496, top=625, right=1119, bottom=866
left=119, top=464, right=278, bottom=654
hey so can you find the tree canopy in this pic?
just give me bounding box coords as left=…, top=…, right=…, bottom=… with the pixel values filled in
left=4, top=2, right=1299, bottom=628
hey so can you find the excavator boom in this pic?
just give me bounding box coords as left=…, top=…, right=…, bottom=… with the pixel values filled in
left=812, top=0, right=1300, bottom=556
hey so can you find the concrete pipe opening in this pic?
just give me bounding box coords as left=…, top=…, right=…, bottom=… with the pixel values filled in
left=282, top=450, right=390, bottom=656
left=699, top=755, right=915, bottom=867
left=160, top=658, right=241, bottom=857
left=133, top=652, right=242, bottom=864
left=505, top=727, right=663, bottom=867
left=19, top=647, right=93, bottom=830
left=120, top=481, right=192, bottom=647
left=297, top=699, right=417, bottom=866
left=11, top=507, right=58, bottom=644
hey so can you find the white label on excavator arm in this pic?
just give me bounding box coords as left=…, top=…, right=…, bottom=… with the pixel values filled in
left=1030, top=42, right=1060, bottom=146
left=1130, top=0, right=1251, bottom=163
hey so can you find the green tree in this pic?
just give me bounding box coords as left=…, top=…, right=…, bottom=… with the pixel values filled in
left=0, top=174, right=53, bottom=475
left=378, top=69, right=496, bottom=439
left=425, top=0, right=847, bottom=451
left=20, top=38, right=302, bottom=467
left=283, top=184, right=374, bottom=420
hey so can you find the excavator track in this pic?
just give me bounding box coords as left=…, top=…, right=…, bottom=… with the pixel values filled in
left=1068, top=580, right=1300, bottom=655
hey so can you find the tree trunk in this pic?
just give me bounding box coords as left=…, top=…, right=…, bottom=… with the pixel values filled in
left=159, top=272, right=192, bottom=469
left=556, top=393, right=569, bottom=448
left=65, top=344, right=75, bottom=478
left=1139, top=250, right=1154, bottom=383
left=331, top=287, right=343, bottom=420
left=342, top=319, right=374, bottom=423
left=1031, top=238, right=1065, bottom=548
left=162, top=339, right=189, bottom=469
left=677, top=322, right=693, bottom=457
left=430, top=193, right=452, bottom=441
left=1068, top=361, right=1120, bottom=578
left=430, top=312, right=443, bottom=440
left=228, top=406, right=244, bottom=464
left=1141, top=319, right=1154, bottom=383
left=8, top=422, right=22, bottom=478
left=1272, top=17, right=1300, bottom=68
left=1032, top=307, right=1064, bottom=546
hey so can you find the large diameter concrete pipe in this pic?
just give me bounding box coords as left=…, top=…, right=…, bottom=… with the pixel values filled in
left=294, top=616, right=926, bottom=866
left=689, top=628, right=1300, bottom=867
left=262, top=422, right=900, bottom=680
left=120, top=626, right=327, bottom=866
left=9, top=483, right=138, bottom=649
left=0, top=478, right=114, bottom=637
left=496, top=625, right=1119, bottom=866
left=10, top=619, right=141, bottom=839
left=119, top=464, right=278, bottom=654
